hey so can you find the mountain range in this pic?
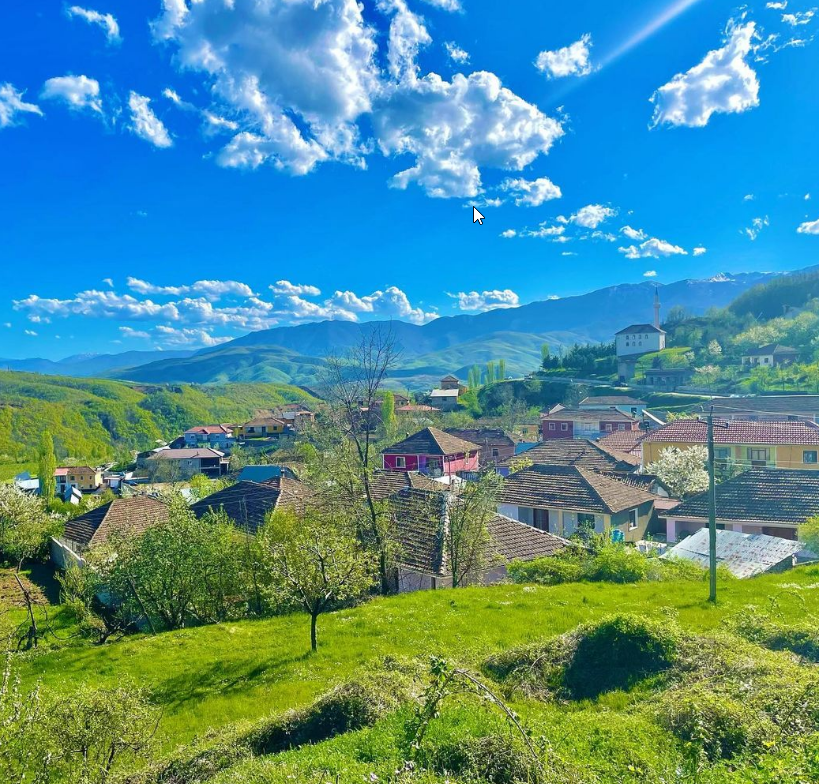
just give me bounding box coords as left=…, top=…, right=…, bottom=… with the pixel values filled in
left=3, top=269, right=804, bottom=388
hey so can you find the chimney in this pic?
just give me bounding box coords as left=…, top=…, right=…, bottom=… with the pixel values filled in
left=653, top=287, right=661, bottom=329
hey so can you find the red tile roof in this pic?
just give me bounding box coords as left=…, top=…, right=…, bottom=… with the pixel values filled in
left=644, top=419, right=819, bottom=446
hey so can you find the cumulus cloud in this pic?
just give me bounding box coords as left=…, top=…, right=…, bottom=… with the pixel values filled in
left=119, top=326, right=151, bottom=340
left=522, top=224, right=565, bottom=239
left=325, top=286, right=437, bottom=323
left=0, top=83, right=42, bottom=128
left=797, top=218, right=819, bottom=234
left=380, top=0, right=432, bottom=83
left=444, top=42, right=470, bottom=65
left=783, top=10, right=815, bottom=26
left=535, top=34, right=593, bottom=79
left=743, top=215, right=769, bottom=240
left=154, top=326, right=233, bottom=347
left=563, top=204, right=617, bottom=229
left=619, top=237, right=688, bottom=259
left=501, top=176, right=562, bottom=206
left=766, top=1, right=787, bottom=8
left=376, top=71, right=563, bottom=198
left=127, top=92, right=172, bottom=148
left=126, top=277, right=255, bottom=299
left=500, top=229, right=517, bottom=238
left=449, top=289, right=520, bottom=311
left=41, top=75, right=103, bottom=114
left=651, top=21, right=760, bottom=128
left=621, top=225, right=647, bottom=241
left=419, top=0, right=461, bottom=10
left=66, top=6, right=121, bottom=44
left=693, top=246, right=707, bottom=255
left=271, top=280, right=323, bottom=297
left=643, top=270, right=657, bottom=277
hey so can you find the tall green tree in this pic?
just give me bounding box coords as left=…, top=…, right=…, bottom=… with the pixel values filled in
left=381, top=390, right=396, bottom=432
left=38, top=432, right=56, bottom=506
left=486, top=361, right=496, bottom=384
left=498, top=359, right=507, bottom=381
left=541, top=343, right=550, bottom=363
left=259, top=507, right=376, bottom=652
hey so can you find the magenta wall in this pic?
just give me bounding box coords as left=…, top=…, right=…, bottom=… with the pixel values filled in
left=382, top=451, right=480, bottom=473
left=541, top=421, right=574, bottom=440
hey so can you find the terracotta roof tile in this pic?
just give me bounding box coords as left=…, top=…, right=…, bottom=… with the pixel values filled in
left=382, top=427, right=480, bottom=456
left=63, top=497, right=169, bottom=550
left=644, top=419, right=819, bottom=446
left=500, top=439, right=635, bottom=473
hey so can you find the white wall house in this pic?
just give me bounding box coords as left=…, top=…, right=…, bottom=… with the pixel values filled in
left=615, top=324, right=666, bottom=358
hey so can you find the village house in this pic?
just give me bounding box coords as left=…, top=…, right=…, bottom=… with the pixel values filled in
left=641, top=419, right=819, bottom=471
left=742, top=344, right=799, bottom=367
left=426, top=375, right=464, bottom=412
left=640, top=367, right=693, bottom=391
left=56, top=466, right=102, bottom=495
left=143, top=447, right=229, bottom=479
left=183, top=424, right=235, bottom=450
left=579, top=395, right=647, bottom=417
left=662, top=468, right=819, bottom=543
left=663, top=528, right=806, bottom=578
left=440, top=374, right=462, bottom=390
left=272, top=404, right=315, bottom=431
left=616, top=290, right=665, bottom=382
left=389, top=487, right=571, bottom=592
left=381, top=427, right=480, bottom=477
left=541, top=407, right=640, bottom=441
left=498, top=464, right=657, bottom=542
left=190, top=477, right=311, bottom=534
left=444, top=428, right=516, bottom=465
left=235, top=416, right=289, bottom=439
left=496, top=438, right=637, bottom=476
left=596, top=429, right=649, bottom=467
left=50, top=496, right=169, bottom=568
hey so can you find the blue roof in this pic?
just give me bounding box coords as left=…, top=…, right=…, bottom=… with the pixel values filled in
left=238, top=465, right=282, bottom=483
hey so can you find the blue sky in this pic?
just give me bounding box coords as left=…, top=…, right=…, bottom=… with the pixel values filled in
left=1, top=0, right=818, bottom=359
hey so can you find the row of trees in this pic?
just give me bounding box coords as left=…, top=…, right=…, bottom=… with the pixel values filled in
left=466, top=359, right=508, bottom=389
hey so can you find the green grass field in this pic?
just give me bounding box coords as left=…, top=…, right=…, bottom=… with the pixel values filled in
left=14, top=566, right=819, bottom=783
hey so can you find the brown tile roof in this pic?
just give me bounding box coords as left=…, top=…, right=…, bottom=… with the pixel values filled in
left=501, top=465, right=656, bottom=515
left=644, top=419, right=819, bottom=446
left=444, top=428, right=515, bottom=450
left=243, top=417, right=287, bottom=427
left=596, top=430, right=648, bottom=466
left=190, top=477, right=311, bottom=534
left=388, top=488, right=570, bottom=576
left=184, top=424, right=233, bottom=435
left=500, top=439, right=635, bottom=473
left=368, top=471, right=446, bottom=502
left=666, top=468, right=819, bottom=525
left=148, top=448, right=226, bottom=460
left=63, top=497, right=169, bottom=550
left=396, top=404, right=440, bottom=413
left=382, top=427, right=480, bottom=456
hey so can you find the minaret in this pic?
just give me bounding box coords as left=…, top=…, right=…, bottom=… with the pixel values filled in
left=653, top=287, right=661, bottom=329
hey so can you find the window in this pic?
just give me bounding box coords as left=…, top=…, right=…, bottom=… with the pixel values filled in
left=747, top=448, right=770, bottom=463
left=714, top=447, right=731, bottom=461
left=577, top=513, right=596, bottom=532
left=491, top=448, right=499, bottom=458
left=804, top=451, right=818, bottom=464
left=395, top=456, right=406, bottom=468
left=549, top=422, right=556, bottom=431
left=618, top=424, right=626, bottom=431
left=561, top=423, right=569, bottom=431
left=628, top=509, right=638, bottom=531
left=605, top=423, right=613, bottom=431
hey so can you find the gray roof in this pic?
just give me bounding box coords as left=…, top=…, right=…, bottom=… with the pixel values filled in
left=615, top=324, right=665, bottom=335
left=743, top=344, right=798, bottom=357
left=579, top=396, right=646, bottom=407
left=382, top=427, right=480, bottom=457
left=664, top=528, right=804, bottom=578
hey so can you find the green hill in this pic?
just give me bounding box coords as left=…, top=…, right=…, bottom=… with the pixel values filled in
left=0, top=371, right=316, bottom=472
left=16, top=567, right=819, bottom=783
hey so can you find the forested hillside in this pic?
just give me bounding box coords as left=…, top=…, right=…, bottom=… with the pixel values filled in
left=0, top=372, right=315, bottom=470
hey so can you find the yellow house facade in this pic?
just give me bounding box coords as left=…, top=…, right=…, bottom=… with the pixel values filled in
left=56, top=466, right=102, bottom=492
left=235, top=417, right=287, bottom=438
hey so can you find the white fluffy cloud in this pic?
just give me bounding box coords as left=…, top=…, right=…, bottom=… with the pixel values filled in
left=621, top=225, right=647, bottom=241
left=0, top=83, right=42, bottom=128
left=743, top=215, right=769, bottom=240
left=271, top=280, right=323, bottom=297
left=535, top=34, right=593, bottom=79
left=693, top=246, right=707, bottom=255
left=643, top=270, right=657, bottom=277
left=797, top=218, right=819, bottom=234
left=419, top=0, right=461, bottom=10
left=783, top=10, right=815, bottom=26
left=67, top=6, right=121, bottom=44
left=563, top=204, right=617, bottom=229
left=154, top=326, right=233, bottom=347
left=500, top=229, right=517, bottom=238
left=619, top=237, right=688, bottom=259
left=450, top=289, right=520, bottom=311
left=126, top=278, right=255, bottom=299
left=444, top=42, right=470, bottom=64
left=767, top=2, right=787, bottom=8
left=650, top=21, right=760, bottom=128
left=119, top=327, right=151, bottom=340
left=376, top=71, right=563, bottom=198
left=41, top=75, right=103, bottom=114
left=325, top=287, right=437, bottom=324
left=380, top=0, right=432, bottom=83
left=501, top=176, right=562, bottom=206
left=128, top=92, right=172, bottom=148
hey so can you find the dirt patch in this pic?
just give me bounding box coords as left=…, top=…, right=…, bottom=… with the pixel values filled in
left=0, top=569, right=47, bottom=608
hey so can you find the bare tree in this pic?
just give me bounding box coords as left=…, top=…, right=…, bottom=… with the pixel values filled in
left=320, top=327, right=400, bottom=594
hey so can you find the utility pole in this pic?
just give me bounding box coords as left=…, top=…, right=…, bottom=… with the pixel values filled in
left=706, top=407, right=717, bottom=602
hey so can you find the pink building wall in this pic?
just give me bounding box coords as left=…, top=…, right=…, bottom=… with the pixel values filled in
left=382, top=451, right=479, bottom=474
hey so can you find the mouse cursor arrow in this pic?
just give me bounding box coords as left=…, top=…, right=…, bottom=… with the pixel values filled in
left=472, top=206, right=485, bottom=225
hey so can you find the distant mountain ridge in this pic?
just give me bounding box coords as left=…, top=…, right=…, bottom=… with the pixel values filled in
left=113, top=268, right=797, bottom=387
left=5, top=268, right=812, bottom=387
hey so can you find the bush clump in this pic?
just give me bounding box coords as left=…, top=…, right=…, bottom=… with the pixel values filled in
left=730, top=611, right=819, bottom=662
left=484, top=614, right=681, bottom=701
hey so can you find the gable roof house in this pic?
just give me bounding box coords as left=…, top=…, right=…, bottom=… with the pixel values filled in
left=389, top=488, right=571, bottom=592
left=499, top=465, right=657, bottom=542
left=497, top=438, right=637, bottom=476
left=142, top=448, right=229, bottom=479
left=742, top=344, right=799, bottom=367
left=50, top=497, right=170, bottom=568
left=183, top=424, right=235, bottom=449
left=381, top=427, right=480, bottom=477
left=444, top=428, right=516, bottom=465
left=579, top=395, right=647, bottom=417
left=662, top=467, right=819, bottom=543
left=541, top=407, right=639, bottom=441
left=190, top=477, right=311, bottom=535
left=235, top=417, right=289, bottom=439
left=642, top=419, right=819, bottom=472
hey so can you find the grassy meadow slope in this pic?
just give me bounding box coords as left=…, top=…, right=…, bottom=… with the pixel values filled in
left=17, top=568, right=819, bottom=782
left=0, top=371, right=315, bottom=471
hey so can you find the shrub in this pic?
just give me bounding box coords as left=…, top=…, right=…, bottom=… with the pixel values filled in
left=507, top=551, right=584, bottom=585
left=730, top=611, right=819, bottom=662
left=583, top=545, right=650, bottom=583
left=428, top=732, right=546, bottom=784
left=564, top=614, right=680, bottom=699
left=660, top=687, right=768, bottom=760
